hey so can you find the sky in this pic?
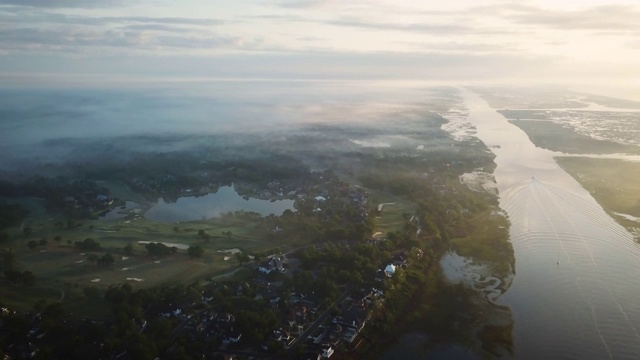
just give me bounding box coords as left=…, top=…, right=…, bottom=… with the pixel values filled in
left=0, top=0, right=639, bottom=97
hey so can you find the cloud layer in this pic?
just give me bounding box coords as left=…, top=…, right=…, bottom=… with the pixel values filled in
left=0, top=0, right=638, bottom=84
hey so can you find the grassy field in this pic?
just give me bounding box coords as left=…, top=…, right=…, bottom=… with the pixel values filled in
left=1, top=197, right=316, bottom=315
left=369, top=190, right=416, bottom=235
left=556, top=156, right=640, bottom=239
left=509, top=119, right=640, bottom=155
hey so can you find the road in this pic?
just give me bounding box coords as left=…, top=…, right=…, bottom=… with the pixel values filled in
left=286, top=286, right=350, bottom=351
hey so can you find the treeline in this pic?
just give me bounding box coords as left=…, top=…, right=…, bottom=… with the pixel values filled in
left=118, top=152, right=310, bottom=201
left=0, top=202, right=29, bottom=230
left=0, top=177, right=111, bottom=219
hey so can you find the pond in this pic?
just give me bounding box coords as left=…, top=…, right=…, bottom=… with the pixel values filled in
left=144, top=185, right=296, bottom=222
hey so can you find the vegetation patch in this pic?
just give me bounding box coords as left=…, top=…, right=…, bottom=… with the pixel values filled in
left=556, top=156, right=640, bottom=239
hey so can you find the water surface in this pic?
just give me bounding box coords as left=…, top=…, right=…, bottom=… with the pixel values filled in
left=464, top=90, right=640, bottom=360
left=144, top=185, right=295, bottom=222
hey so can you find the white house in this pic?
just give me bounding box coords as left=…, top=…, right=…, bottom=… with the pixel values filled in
left=384, top=264, right=396, bottom=277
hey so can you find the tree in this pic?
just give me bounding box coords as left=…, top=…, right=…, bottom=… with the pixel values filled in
left=23, top=226, right=33, bottom=238
left=145, top=242, right=171, bottom=257
left=53, top=235, right=62, bottom=243
left=187, top=245, right=204, bottom=259
left=97, top=253, right=115, bottom=266
left=83, top=286, right=101, bottom=298
left=22, top=270, right=35, bottom=286
left=38, top=238, right=48, bottom=247
left=235, top=252, right=250, bottom=265
left=1, top=249, right=16, bottom=270
left=27, top=240, right=38, bottom=250
left=4, top=269, right=22, bottom=283
left=0, top=203, right=29, bottom=229
left=123, top=244, right=133, bottom=255
left=75, top=238, right=101, bottom=251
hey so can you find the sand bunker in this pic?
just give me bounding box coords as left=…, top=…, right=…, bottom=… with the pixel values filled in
left=217, top=248, right=241, bottom=254
left=138, top=241, right=189, bottom=250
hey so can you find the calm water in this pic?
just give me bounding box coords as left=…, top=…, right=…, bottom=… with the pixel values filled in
left=464, top=90, right=640, bottom=360
left=144, top=186, right=296, bottom=222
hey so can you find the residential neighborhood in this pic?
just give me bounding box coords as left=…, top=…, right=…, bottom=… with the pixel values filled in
left=154, top=246, right=411, bottom=359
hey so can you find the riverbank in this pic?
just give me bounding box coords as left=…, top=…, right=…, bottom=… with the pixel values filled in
left=555, top=156, right=640, bottom=241
left=466, top=88, right=640, bottom=359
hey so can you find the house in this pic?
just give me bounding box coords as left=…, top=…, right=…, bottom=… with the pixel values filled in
left=384, top=264, right=396, bottom=277
left=222, top=327, right=242, bottom=344
left=216, top=313, right=235, bottom=324
left=96, top=194, right=114, bottom=206
left=333, top=307, right=370, bottom=333
left=258, top=256, right=286, bottom=274
left=317, top=345, right=334, bottom=359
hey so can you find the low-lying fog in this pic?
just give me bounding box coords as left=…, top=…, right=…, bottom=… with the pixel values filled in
left=0, top=80, right=458, bottom=171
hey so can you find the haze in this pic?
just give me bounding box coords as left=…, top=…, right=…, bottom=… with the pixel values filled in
left=0, top=0, right=638, bottom=99
left=2, top=2, right=640, bottom=360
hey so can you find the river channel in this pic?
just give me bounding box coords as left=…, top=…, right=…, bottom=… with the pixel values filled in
left=464, top=90, right=640, bottom=359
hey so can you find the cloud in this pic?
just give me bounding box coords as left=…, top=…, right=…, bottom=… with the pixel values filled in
left=325, top=17, right=476, bottom=34
left=402, top=41, right=520, bottom=54
left=251, top=14, right=505, bottom=36
left=0, top=0, right=124, bottom=8
left=0, top=25, right=259, bottom=53
left=0, top=50, right=560, bottom=82
left=475, top=3, right=640, bottom=32
left=0, top=9, right=224, bottom=27
left=276, top=0, right=335, bottom=9
left=0, top=6, right=232, bottom=54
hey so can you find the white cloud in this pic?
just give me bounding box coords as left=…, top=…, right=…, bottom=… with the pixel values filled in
left=0, top=0, right=637, bottom=85
left=0, top=0, right=124, bottom=8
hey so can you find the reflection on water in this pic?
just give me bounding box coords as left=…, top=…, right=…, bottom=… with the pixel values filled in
left=144, top=186, right=296, bottom=222
left=440, top=251, right=503, bottom=303
left=464, top=90, right=640, bottom=360
left=99, top=201, right=143, bottom=220
left=378, top=332, right=480, bottom=360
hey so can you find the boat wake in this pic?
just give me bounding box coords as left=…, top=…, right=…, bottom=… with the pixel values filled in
left=499, top=176, right=640, bottom=359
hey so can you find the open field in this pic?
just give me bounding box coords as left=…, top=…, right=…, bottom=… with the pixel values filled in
left=369, top=191, right=416, bottom=235
left=508, top=119, right=640, bottom=155
left=556, top=157, right=640, bottom=239
left=1, top=198, right=317, bottom=314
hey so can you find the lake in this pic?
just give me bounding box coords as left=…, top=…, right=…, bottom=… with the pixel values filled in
left=144, top=185, right=296, bottom=222
left=464, top=90, right=640, bottom=359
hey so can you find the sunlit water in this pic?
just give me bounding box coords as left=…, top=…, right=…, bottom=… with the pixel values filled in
left=464, top=90, right=640, bottom=360
left=144, top=185, right=295, bottom=222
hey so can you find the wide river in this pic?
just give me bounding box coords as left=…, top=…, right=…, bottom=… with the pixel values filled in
left=464, top=90, right=640, bottom=359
